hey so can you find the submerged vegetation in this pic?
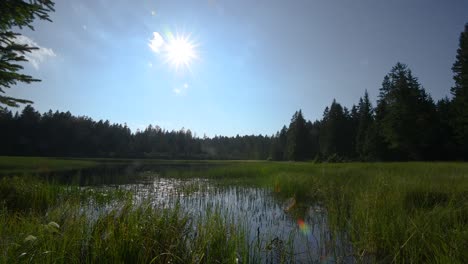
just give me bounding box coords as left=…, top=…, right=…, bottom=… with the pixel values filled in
left=0, top=158, right=467, bottom=263
left=0, top=176, right=247, bottom=263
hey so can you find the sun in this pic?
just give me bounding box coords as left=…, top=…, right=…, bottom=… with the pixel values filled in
left=165, top=34, right=197, bottom=70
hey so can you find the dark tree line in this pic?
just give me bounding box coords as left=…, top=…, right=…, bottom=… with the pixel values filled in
left=1, top=23, right=467, bottom=161
left=270, top=24, right=468, bottom=161
left=0, top=107, right=272, bottom=159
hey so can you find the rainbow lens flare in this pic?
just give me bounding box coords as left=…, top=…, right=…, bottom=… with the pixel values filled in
left=297, top=218, right=310, bottom=235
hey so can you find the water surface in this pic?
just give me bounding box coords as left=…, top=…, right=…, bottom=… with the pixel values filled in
left=56, top=164, right=353, bottom=263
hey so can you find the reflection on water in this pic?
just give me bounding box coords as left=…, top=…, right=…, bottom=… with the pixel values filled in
left=47, top=165, right=353, bottom=263
left=120, top=174, right=353, bottom=263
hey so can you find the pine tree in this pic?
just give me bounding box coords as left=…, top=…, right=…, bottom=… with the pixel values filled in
left=451, top=23, right=468, bottom=158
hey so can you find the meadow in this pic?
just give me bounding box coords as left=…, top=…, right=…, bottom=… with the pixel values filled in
left=0, top=156, right=467, bottom=263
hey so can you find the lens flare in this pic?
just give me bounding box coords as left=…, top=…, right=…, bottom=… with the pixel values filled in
left=297, top=218, right=310, bottom=235
left=164, top=33, right=198, bottom=71
left=148, top=30, right=199, bottom=72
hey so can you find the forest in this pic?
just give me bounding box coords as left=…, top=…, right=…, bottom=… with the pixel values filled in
left=2, top=43, right=468, bottom=161
left=0, top=0, right=467, bottom=162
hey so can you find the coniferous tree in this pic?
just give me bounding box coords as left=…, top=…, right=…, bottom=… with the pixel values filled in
left=0, top=108, right=15, bottom=154
left=0, top=0, right=55, bottom=108
left=347, top=105, right=359, bottom=158
left=375, top=63, right=437, bottom=160
left=451, top=23, right=468, bottom=158
left=436, top=98, right=457, bottom=160
left=270, top=126, right=288, bottom=160
left=286, top=110, right=308, bottom=161
left=305, top=120, right=320, bottom=159
left=0, top=105, right=274, bottom=159
left=319, top=100, right=350, bottom=159
left=355, top=90, right=375, bottom=160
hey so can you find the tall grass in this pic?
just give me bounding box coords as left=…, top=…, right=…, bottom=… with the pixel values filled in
left=0, top=176, right=248, bottom=263
left=162, top=162, right=468, bottom=263
left=1, top=161, right=467, bottom=263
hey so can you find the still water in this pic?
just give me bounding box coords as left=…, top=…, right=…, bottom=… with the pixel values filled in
left=50, top=164, right=353, bottom=263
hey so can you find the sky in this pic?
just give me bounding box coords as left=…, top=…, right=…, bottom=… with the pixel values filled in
left=8, top=0, right=468, bottom=137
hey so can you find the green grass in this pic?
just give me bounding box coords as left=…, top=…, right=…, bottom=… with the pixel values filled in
left=0, top=177, right=247, bottom=263
left=1, top=158, right=467, bottom=263
left=0, top=156, right=97, bottom=174
left=169, top=162, right=468, bottom=263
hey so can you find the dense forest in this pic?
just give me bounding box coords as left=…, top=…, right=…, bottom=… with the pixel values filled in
left=0, top=108, right=271, bottom=159
left=1, top=24, right=467, bottom=161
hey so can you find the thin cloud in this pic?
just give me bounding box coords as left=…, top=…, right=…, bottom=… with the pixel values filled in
left=14, top=35, right=56, bottom=70
left=148, top=32, right=165, bottom=53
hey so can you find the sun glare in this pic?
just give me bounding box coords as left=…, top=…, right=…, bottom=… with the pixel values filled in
left=165, top=34, right=197, bottom=70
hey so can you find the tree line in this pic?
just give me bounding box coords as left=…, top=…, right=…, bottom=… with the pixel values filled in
left=1, top=16, right=467, bottom=161
left=0, top=107, right=271, bottom=159
left=270, top=23, right=468, bottom=162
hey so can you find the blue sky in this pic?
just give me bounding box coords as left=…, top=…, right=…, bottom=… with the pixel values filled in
left=8, top=0, right=468, bottom=137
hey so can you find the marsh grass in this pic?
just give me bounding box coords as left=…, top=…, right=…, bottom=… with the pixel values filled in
left=163, top=162, right=468, bottom=263
left=0, top=177, right=249, bottom=263
left=1, top=160, right=467, bottom=263
left=0, top=156, right=96, bottom=175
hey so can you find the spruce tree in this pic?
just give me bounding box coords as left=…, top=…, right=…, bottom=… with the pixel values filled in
left=375, top=63, right=437, bottom=160
left=269, top=126, right=287, bottom=161
left=286, top=110, right=307, bottom=161
left=451, top=23, right=468, bottom=157
left=319, top=99, right=349, bottom=159
left=0, top=0, right=55, bottom=109
left=355, top=90, right=374, bottom=160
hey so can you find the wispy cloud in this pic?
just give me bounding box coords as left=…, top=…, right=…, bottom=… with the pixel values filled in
left=148, top=32, right=165, bottom=53
left=14, top=35, right=56, bottom=70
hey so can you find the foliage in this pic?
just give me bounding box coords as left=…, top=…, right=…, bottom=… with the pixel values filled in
left=355, top=90, right=375, bottom=160
left=451, top=23, right=468, bottom=157
left=0, top=106, right=272, bottom=159
left=0, top=0, right=54, bottom=108
left=375, top=63, right=438, bottom=160
left=269, top=125, right=288, bottom=160
left=319, top=100, right=354, bottom=158
left=285, top=110, right=308, bottom=160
